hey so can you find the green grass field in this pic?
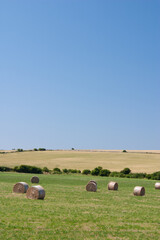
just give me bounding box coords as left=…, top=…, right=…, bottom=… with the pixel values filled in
left=0, top=150, right=160, bottom=173
left=0, top=172, right=160, bottom=240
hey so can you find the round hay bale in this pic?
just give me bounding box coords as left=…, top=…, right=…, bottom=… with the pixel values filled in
left=133, top=186, right=145, bottom=196
left=31, top=176, right=39, bottom=183
left=86, top=182, right=97, bottom=192
left=89, top=180, right=97, bottom=186
left=108, top=181, right=118, bottom=190
left=26, top=185, right=45, bottom=200
left=13, top=182, right=29, bottom=193
left=155, top=182, right=160, bottom=189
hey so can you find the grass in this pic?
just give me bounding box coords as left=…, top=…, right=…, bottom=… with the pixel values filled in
left=0, top=150, right=160, bottom=173
left=0, top=172, right=160, bottom=239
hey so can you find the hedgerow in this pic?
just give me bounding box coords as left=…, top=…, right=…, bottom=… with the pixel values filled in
left=0, top=165, right=159, bottom=180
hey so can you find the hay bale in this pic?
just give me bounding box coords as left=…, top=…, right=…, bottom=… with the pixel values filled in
left=13, top=182, right=29, bottom=193
left=31, top=176, right=39, bottom=183
left=86, top=181, right=97, bottom=192
left=108, top=181, right=118, bottom=190
left=133, top=186, right=145, bottom=196
left=155, top=182, right=160, bottom=189
left=26, top=185, right=45, bottom=200
left=89, top=180, right=97, bottom=186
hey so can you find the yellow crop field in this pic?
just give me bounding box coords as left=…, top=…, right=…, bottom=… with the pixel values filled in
left=0, top=150, right=160, bottom=173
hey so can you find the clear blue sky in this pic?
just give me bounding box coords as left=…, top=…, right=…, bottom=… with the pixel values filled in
left=0, top=0, right=160, bottom=150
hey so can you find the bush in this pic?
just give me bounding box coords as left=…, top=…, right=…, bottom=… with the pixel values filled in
left=14, top=166, right=19, bottom=172
left=138, top=173, right=147, bottom=178
left=110, top=171, right=120, bottom=177
left=42, top=167, right=49, bottom=172
left=14, top=165, right=43, bottom=174
left=53, top=168, right=62, bottom=174
left=70, top=169, right=78, bottom=173
left=97, top=166, right=103, bottom=171
left=120, top=168, right=131, bottom=174
left=17, top=149, right=23, bottom=152
left=122, top=150, right=127, bottom=152
left=129, top=173, right=137, bottom=178
left=82, top=169, right=91, bottom=175
left=110, top=172, right=125, bottom=178
left=119, top=173, right=126, bottom=178
left=63, top=168, right=69, bottom=174
left=33, top=148, right=38, bottom=151
left=62, top=169, right=81, bottom=174
left=130, top=173, right=146, bottom=179
left=150, top=171, right=160, bottom=180
left=99, top=169, right=111, bottom=177
left=38, top=148, right=46, bottom=151
left=146, top=174, right=151, bottom=179
left=91, top=167, right=101, bottom=176
left=126, top=174, right=131, bottom=178
left=0, top=166, right=13, bottom=172
left=71, top=169, right=77, bottom=173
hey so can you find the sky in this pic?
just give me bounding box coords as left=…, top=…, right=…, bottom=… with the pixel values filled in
left=0, top=0, right=160, bottom=150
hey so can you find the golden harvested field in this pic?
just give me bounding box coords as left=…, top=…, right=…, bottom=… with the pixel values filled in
left=0, top=150, right=160, bottom=173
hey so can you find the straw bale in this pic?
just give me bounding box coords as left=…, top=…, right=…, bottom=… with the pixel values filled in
left=108, top=181, right=118, bottom=190
left=155, top=182, right=160, bottom=189
left=13, top=182, right=29, bottom=193
left=31, top=176, right=39, bottom=183
left=133, top=186, right=145, bottom=196
left=89, top=180, right=97, bottom=186
left=86, top=182, right=97, bottom=192
left=26, top=185, right=45, bottom=200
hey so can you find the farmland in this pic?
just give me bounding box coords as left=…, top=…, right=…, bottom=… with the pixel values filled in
left=0, top=172, right=160, bottom=240
left=0, top=150, right=160, bottom=173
